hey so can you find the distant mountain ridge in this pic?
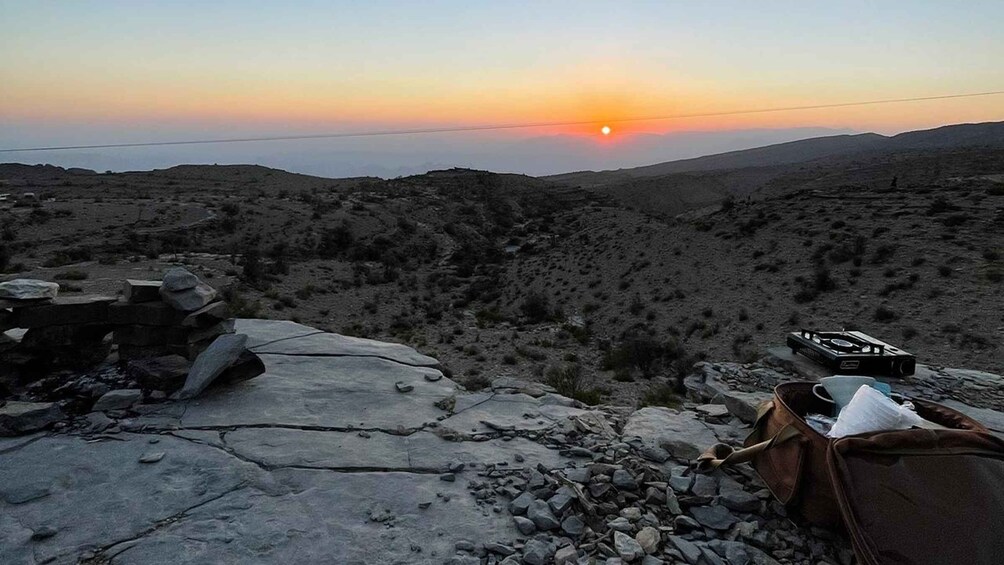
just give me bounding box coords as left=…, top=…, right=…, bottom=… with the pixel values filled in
left=546, top=121, right=1004, bottom=187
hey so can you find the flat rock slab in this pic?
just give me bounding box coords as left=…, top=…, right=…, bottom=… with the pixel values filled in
left=622, top=407, right=721, bottom=461
left=0, top=319, right=583, bottom=564
left=0, top=279, right=59, bottom=301
left=223, top=428, right=571, bottom=472
left=101, top=469, right=517, bottom=565
left=238, top=319, right=440, bottom=367
left=440, top=392, right=582, bottom=436
left=172, top=354, right=454, bottom=430
left=0, top=434, right=263, bottom=565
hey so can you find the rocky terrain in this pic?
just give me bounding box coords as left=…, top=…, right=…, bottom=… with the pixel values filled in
left=2, top=134, right=1003, bottom=408
left=3, top=122, right=1004, bottom=564
left=2, top=317, right=1002, bottom=564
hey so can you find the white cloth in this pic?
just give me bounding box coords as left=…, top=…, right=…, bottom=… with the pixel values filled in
left=827, top=385, right=923, bottom=438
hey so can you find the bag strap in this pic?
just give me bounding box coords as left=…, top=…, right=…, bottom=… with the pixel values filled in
left=695, top=423, right=801, bottom=473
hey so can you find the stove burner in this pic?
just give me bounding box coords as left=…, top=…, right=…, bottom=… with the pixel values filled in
left=825, top=338, right=859, bottom=352
left=786, top=329, right=916, bottom=377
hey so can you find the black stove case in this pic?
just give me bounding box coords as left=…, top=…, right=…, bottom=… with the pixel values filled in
left=786, top=330, right=916, bottom=377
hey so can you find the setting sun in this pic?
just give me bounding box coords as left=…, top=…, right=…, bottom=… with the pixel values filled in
left=601, top=125, right=611, bottom=136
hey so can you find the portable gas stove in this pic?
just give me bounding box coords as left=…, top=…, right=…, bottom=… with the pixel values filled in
left=786, top=330, right=916, bottom=377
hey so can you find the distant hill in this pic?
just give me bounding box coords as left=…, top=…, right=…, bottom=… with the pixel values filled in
left=546, top=121, right=1004, bottom=188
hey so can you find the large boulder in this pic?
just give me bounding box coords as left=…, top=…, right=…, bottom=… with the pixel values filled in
left=0, top=279, right=59, bottom=301
left=161, top=268, right=198, bottom=291
left=174, top=333, right=249, bottom=400
left=0, top=401, right=64, bottom=436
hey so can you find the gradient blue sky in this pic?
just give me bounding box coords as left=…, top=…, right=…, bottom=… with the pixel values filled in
left=1, top=1, right=1002, bottom=175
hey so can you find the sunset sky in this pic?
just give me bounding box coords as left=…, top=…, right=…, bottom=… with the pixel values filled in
left=2, top=1, right=1002, bottom=175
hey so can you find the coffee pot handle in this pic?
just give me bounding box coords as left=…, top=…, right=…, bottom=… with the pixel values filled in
left=812, top=383, right=835, bottom=404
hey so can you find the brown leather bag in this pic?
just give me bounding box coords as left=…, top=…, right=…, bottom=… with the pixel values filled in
left=697, top=382, right=1004, bottom=564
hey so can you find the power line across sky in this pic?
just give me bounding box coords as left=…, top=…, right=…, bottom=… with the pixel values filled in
left=1, top=90, right=1002, bottom=154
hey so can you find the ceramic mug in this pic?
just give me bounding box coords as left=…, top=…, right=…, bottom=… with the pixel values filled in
left=812, top=376, right=877, bottom=411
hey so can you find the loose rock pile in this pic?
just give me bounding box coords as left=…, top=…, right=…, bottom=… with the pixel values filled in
left=441, top=397, right=853, bottom=565
left=0, top=268, right=265, bottom=436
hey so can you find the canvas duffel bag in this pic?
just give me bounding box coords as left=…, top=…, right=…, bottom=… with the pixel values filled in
left=696, top=382, right=1004, bottom=564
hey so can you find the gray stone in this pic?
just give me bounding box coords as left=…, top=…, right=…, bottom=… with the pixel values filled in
left=522, top=538, right=557, bottom=565
left=620, top=507, right=642, bottom=521
left=699, top=545, right=727, bottom=565
left=83, top=411, right=114, bottom=433
left=181, top=301, right=231, bottom=327
left=665, top=488, right=682, bottom=514
left=555, top=544, right=578, bottom=565
left=622, top=407, right=719, bottom=460
left=240, top=319, right=440, bottom=367
left=138, top=452, right=165, bottom=463
left=0, top=279, right=58, bottom=300
left=561, top=514, right=586, bottom=537
left=614, top=531, right=644, bottom=561
left=548, top=490, right=575, bottom=514
left=446, top=556, right=480, bottom=565
left=92, top=389, right=142, bottom=411
left=396, top=381, right=414, bottom=393
left=509, top=491, right=535, bottom=515
left=123, top=280, right=162, bottom=303
left=640, top=556, right=665, bottom=565
left=0, top=402, right=64, bottom=436
left=608, top=517, right=633, bottom=532
left=690, top=505, right=738, bottom=530
left=161, top=267, right=198, bottom=291
left=484, top=541, right=515, bottom=555
left=668, top=536, right=702, bottom=565
left=668, top=468, right=693, bottom=493
left=612, top=469, right=638, bottom=490
left=673, top=515, right=701, bottom=532
left=513, top=516, right=536, bottom=535
left=127, top=355, right=190, bottom=392
left=160, top=282, right=217, bottom=312
left=174, top=334, right=247, bottom=400
left=719, top=489, right=761, bottom=512
left=636, top=526, right=661, bottom=554
left=527, top=499, right=561, bottom=530
left=691, top=474, right=718, bottom=497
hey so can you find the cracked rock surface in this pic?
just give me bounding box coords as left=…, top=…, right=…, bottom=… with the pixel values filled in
left=5, top=319, right=1002, bottom=564
left=0, top=319, right=597, bottom=564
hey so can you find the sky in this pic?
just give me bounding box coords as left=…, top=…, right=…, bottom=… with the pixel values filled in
left=1, top=1, right=1003, bottom=177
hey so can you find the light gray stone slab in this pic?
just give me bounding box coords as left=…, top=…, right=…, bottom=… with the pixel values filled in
left=0, top=434, right=263, bottom=565
left=240, top=319, right=439, bottom=367
left=222, top=428, right=571, bottom=473
left=175, top=334, right=247, bottom=400
left=102, top=469, right=518, bottom=565
left=224, top=428, right=411, bottom=470
left=179, top=354, right=456, bottom=430
left=235, top=319, right=321, bottom=348
left=406, top=432, right=571, bottom=471
left=0, top=279, right=59, bottom=300
left=623, top=407, right=720, bottom=461
left=440, top=393, right=558, bottom=436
